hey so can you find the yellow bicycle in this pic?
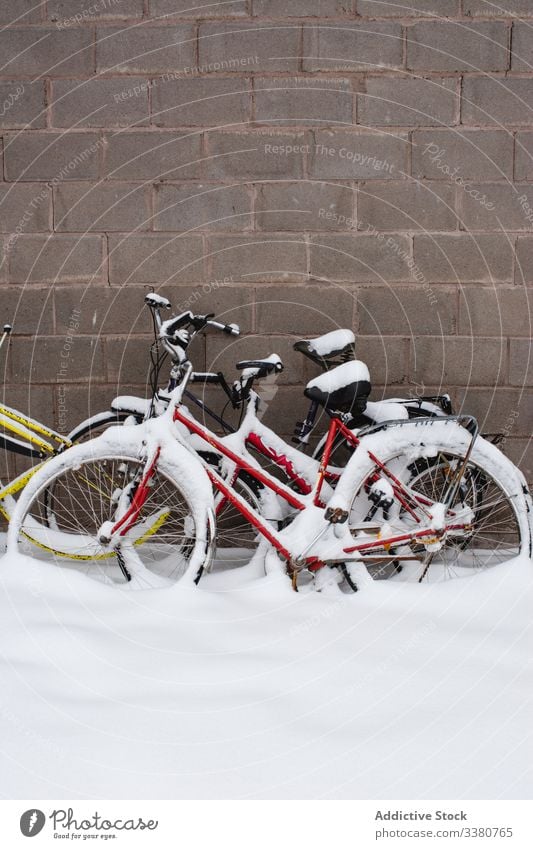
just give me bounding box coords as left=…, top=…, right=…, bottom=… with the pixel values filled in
left=0, top=324, right=138, bottom=561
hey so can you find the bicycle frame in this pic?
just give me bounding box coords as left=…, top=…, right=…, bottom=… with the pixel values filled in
left=0, top=403, right=76, bottom=519
left=106, top=380, right=474, bottom=579
left=0, top=323, right=74, bottom=516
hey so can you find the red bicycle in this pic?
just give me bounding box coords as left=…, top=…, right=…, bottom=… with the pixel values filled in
left=9, top=301, right=531, bottom=591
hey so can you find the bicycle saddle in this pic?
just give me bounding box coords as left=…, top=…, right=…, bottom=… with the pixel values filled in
left=236, top=353, right=284, bottom=379
left=304, top=360, right=371, bottom=414
left=294, top=329, right=355, bottom=368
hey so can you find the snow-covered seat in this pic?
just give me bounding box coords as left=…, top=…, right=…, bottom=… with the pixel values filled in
left=236, top=353, right=283, bottom=379
left=294, top=329, right=355, bottom=365
left=304, top=360, right=371, bottom=414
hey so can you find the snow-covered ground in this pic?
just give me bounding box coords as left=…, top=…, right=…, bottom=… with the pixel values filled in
left=0, top=546, right=531, bottom=800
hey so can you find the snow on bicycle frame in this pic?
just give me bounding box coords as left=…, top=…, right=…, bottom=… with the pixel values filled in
left=9, top=294, right=530, bottom=590
left=92, top=344, right=488, bottom=587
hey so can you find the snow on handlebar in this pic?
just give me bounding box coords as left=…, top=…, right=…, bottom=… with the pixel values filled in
left=144, top=293, right=171, bottom=310
left=144, top=294, right=240, bottom=365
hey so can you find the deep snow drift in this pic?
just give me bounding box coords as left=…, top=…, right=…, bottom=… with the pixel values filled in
left=0, top=548, right=531, bottom=800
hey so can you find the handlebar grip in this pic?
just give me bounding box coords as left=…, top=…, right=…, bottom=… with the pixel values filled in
left=190, top=372, right=222, bottom=385
left=224, top=323, right=240, bottom=336
left=207, top=319, right=240, bottom=336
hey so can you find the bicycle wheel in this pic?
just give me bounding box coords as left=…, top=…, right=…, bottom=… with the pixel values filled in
left=9, top=431, right=215, bottom=588
left=333, top=420, right=531, bottom=583
left=66, top=409, right=140, bottom=444
left=214, top=471, right=262, bottom=565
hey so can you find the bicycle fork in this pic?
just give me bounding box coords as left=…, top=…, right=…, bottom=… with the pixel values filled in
left=97, top=449, right=161, bottom=580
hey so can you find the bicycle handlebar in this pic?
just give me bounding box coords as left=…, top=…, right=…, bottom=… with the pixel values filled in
left=144, top=294, right=240, bottom=349
left=144, top=293, right=244, bottom=405
left=206, top=318, right=240, bottom=336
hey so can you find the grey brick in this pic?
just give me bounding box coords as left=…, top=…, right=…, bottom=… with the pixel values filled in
left=407, top=22, right=508, bottom=71
left=255, top=181, right=355, bottom=231
left=206, top=334, right=305, bottom=385
left=515, top=133, right=533, bottom=180
left=412, top=129, right=513, bottom=180
left=303, top=22, right=403, bottom=72
left=358, top=77, right=457, bottom=126
left=309, top=130, right=407, bottom=178
left=414, top=234, right=514, bottom=282
left=0, top=184, right=51, bottom=232
left=171, top=284, right=254, bottom=332
left=4, top=133, right=101, bottom=181
left=358, top=182, right=457, bottom=231
left=55, top=183, right=151, bottom=232
left=256, top=181, right=356, bottom=231
left=309, top=233, right=413, bottom=282
left=108, top=234, right=205, bottom=284
left=198, top=22, right=300, bottom=72
left=54, top=285, right=152, bottom=336
left=515, top=236, right=533, bottom=282
left=209, top=234, right=307, bottom=281
left=458, top=287, right=532, bottom=336
left=48, top=0, right=143, bottom=22
left=456, top=388, right=533, bottom=436
left=11, top=337, right=105, bottom=384
left=254, top=77, right=353, bottom=127
left=0, top=27, right=93, bottom=76
left=105, top=335, right=153, bottom=384
left=52, top=78, right=150, bottom=128
left=0, top=240, right=7, bottom=280
left=9, top=235, right=104, bottom=283
left=358, top=286, right=456, bottom=334
left=358, top=336, right=407, bottom=384
left=512, top=22, right=533, bottom=72
left=155, top=183, right=253, bottom=231
left=462, top=77, right=533, bottom=125
left=152, top=0, right=248, bottom=14
left=1, top=285, right=54, bottom=335
left=255, top=283, right=356, bottom=334
left=464, top=1, right=533, bottom=16
left=97, top=25, right=195, bottom=73
left=410, top=336, right=507, bottom=386
left=504, top=439, right=533, bottom=485
left=358, top=0, right=459, bottom=14
left=205, top=131, right=309, bottom=179
left=460, top=184, right=532, bottom=230
left=254, top=0, right=353, bottom=14
left=0, top=0, right=43, bottom=22
left=103, top=131, right=201, bottom=179
left=283, top=185, right=342, bottom=233
left=0, top=82, right=45, bottom=129
left=152, top=76, right=251, bottom=127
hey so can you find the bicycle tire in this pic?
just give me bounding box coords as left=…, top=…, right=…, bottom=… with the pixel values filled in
left=330, top=419, right=532, bottom=583
left=66, top=410, right=140, bottom=444
left=8, top=427, right=215, bottom=588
